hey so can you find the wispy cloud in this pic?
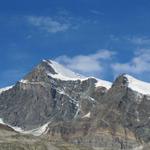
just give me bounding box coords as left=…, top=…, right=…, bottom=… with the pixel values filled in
left=128, top=36, right=150, bottom=45
left=112, top=49, right=150, bottom=76
left=109, top=35, right=150, bottom=47
left=90, top=10, right=104, bottom=15
left=55, top=50, right=115, bottom=78
left=27, top=16, right=70, bottom=33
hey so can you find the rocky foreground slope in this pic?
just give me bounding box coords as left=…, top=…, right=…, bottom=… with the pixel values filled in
left=0, top=60, right=150, bottom=150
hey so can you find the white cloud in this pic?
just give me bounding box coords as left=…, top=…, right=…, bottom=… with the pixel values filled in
left=55, top=50, right=115, bottom=77
left=112, top=49, right=150, bottom=76
left=27, top=16, right=70, bottom=33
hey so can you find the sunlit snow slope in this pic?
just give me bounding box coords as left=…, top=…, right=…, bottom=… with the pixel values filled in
left=125, top=74, right=150, bottom=95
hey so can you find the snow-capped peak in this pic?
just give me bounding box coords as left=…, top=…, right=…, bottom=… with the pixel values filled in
left=44, top=59, right=85, bottom=80
left=124, top=74, right=150, bottom=95
left=43, top=59, right=112, bottom=89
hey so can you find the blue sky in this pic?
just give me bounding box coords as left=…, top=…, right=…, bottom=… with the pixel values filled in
left=1, top=0, right=150, bottom=87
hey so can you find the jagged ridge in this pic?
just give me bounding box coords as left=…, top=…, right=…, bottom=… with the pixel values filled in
left=0, top=60, right=150, bottom=150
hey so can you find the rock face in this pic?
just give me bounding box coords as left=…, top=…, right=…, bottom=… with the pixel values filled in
left=0, top=60, right=150, bottom=150
left=0, top=60, right=103, bottom=130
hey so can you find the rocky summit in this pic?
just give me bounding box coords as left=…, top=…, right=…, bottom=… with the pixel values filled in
left=0, top=59, right=150, bottom=150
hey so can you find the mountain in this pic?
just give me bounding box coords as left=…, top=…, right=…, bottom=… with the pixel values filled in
left=0, top=59, right=150, bottom=150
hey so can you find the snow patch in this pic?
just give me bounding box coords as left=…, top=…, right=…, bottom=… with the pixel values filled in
left=20, top=80, right=45, bottom=86
left=0, top=118, right=49, bottom=136
left=20, top=79, right=29, bottom=84
left=22, top=122, right=50, bottom=136
left=0, top=118, right=5, bottom=124
left=82, top=112, right=91, bottom=118
left=0, top=86, right=13, bottom=94
left=88, top=97, right=96, bottom=102
left=0, top=118, right=23, bottom=132
left=125, top=74, right=150, bottom=95
left=135, top=111, right=140, bottom=122
left=57, top=89, right=65, bottom=95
